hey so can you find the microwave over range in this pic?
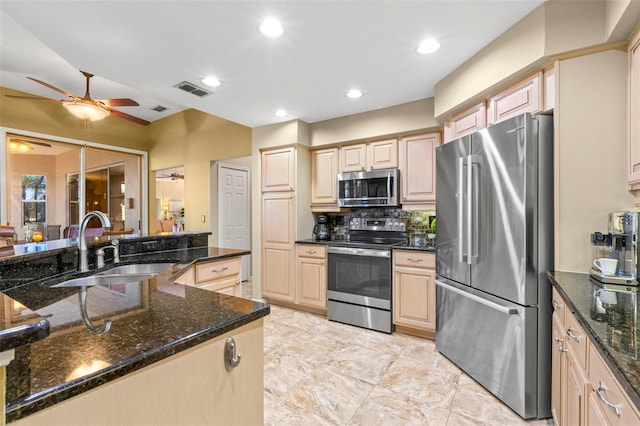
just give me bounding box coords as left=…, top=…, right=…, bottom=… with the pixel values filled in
left=337, top=168, right=400, bottom=207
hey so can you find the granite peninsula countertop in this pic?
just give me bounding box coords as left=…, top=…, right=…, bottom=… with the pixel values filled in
left=0, top=244, right=267, bottom=423
left=548, top=271, right=640, bottom=411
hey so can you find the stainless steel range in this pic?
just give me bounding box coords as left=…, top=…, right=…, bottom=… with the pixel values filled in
left=326, top=217, right=406, bottom=333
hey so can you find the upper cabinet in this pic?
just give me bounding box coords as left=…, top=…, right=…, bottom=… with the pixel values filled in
left=311, top=148, right=339, bottom=207
left=339, top=139, right=398, bottom=172
left=487, top=71, right=543, bottom=126
left=628, top=29, right=640, bottom=188
left=261, top=147, right=295, bottom=192
left=444, top=102, right=486, bottom=143
left=399, top=132, right=440, bottom=210
left=443, top=68, right=554, bottom=144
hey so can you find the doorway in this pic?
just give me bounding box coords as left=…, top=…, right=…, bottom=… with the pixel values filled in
left=216, top=163, right=250, bottom=281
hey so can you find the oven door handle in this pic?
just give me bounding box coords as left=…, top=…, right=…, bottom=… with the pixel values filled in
left=327, top=246, right=391, bottom=258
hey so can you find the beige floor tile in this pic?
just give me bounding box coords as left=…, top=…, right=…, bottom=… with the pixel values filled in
left=262, top=304, right=554, bottom=426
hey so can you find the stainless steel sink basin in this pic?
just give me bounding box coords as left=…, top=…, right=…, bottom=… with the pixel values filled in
left=51, top=274, right=157, bottom=288
left=98, top=263, right=173, bottom=276
left=51, top=263, right=173, bottom=287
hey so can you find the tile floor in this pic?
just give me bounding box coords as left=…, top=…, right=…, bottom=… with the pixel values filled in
left=262, top=304, right=554, bottom=426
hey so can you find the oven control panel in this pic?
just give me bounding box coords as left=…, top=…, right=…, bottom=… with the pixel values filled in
left=349, top=217, right=406, bottom=232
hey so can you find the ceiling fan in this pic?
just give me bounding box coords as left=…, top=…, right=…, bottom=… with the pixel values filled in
left=158, top=172, right=185, bottom=180
left=5, top=70, right=150, bottom=125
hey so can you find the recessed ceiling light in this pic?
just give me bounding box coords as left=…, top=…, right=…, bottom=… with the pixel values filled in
left=201, top=76, right=221, bottom=88
left=260, top=19, right=284, bottom=37
left=346, top=89, right=362, bottom=99
left=417, top=39, right=441, bottom=55
left=274, top=109, right=288, bottom=117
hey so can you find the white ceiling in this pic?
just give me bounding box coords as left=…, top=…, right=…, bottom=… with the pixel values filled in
left=0, top=1, right=544, bottom=129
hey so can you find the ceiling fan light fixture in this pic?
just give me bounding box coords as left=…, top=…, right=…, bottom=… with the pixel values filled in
left=62, top=100, right=110, bottom=121
left=9, top=141, right=33, bottom=153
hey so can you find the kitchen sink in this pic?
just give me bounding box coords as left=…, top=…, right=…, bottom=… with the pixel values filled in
left=51, top=263, right=173, bottom=288
left=98, top=263, right=173, bottom=276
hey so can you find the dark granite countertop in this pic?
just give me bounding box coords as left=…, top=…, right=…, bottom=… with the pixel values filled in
left=548, top=271, right=640, bottom=411
left=393, top=244, right=436, bottom=252
left=1, top=246, right=268, bottom=423
left=295, top=239, right=329, bottom=245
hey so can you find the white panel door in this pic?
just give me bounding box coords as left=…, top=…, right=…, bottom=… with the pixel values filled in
left=218, top=164, right=250, bottom=281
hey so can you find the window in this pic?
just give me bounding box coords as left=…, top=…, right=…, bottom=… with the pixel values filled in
left=22, top=175, right=46, bottom=225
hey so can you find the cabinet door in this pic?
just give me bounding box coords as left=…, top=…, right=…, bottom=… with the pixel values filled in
left=198, top=275, right=241, bottom=296
left=261, top=147, right=295, bottom=192
left=393, top=265, right=436, bottom=332
left=262, top=247, right=295, bottom=302
left=296, top=257, right=326, bottom=308
left=552, top=312, right=566, bottom=426
left=444, top=103, right=486, bottom=143
left=368, top=139, right=398, bottom=170
left=629, top=30, right=640, bottom=186
left=311, top=148, right=338, bottom=205
left=399, top=133, right=440, bottom=206
left=487, top=72, right=542, bottom=125
left=262, top=193, right=295, bottom=247
left=565, top=347, right=587, bottom=426
left=340, top=143, right=367, bottom=172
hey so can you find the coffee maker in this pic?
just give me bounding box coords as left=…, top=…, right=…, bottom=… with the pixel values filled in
left=590, top=211, right=639, bottom=285
left=313, top=214, right=330, bottom=241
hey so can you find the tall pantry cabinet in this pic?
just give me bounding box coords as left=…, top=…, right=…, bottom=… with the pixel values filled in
left=260, top=146, right=312, bottom=303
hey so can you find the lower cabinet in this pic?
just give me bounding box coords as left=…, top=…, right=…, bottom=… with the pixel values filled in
left=262, top=247, right=296, bottom=303
left=552, top=286, right=640, bottom=426
left=392, top=250, right=436, bottom=339
left=175, top=256, right=243, bottom=297
left=11, top=320, right=264, bottom=426
left=295, top=244, right=327, bottom=312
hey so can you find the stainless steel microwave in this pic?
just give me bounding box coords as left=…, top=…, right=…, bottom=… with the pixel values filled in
left=337, top=168, right=400, bottom=207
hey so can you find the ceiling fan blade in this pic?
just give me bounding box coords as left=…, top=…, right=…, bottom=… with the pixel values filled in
left=110, top=109, right=150, bottom=126
left=27, top=77, right=77, bottom=99
left=97, top=98, right=139, bottom=107
left=4, top=94, right=60, bottom=102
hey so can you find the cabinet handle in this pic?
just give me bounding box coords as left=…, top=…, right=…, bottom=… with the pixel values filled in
left=305, top=250, right=317, bottom=254
left=212, top=266, right=229, bottom=273
left=224, top=337, right=241, bottom=372
left=566, top=326, right=581, bottom=342
left=552, top=299, right=563, bottom=310
left=595, top=381, right=622, bottom=417
left=407, top=258, right=423, bottom=263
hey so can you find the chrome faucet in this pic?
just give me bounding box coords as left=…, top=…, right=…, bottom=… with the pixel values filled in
left=78, top=211, right=111, bottom=272
left=96, top=239, right=120, bottom=268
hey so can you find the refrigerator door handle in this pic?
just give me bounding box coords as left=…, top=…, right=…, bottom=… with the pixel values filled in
left=436, top=279, right=519, bottom=315
left=470, top=155, right=481, bottom=264
left=466, top=155, right=474, bottom=264
left=458, top=156, right=467, bottom=263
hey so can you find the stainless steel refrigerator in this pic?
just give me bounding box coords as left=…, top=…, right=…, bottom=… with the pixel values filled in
left=435, top=112, right=553, bottom=419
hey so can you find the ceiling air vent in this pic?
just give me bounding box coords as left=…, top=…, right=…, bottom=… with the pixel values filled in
left=173, top=81, right=212, bottom=97
left=151, top=105, right=168, bottom=112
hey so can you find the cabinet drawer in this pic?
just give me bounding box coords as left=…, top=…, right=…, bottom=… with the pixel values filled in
left=296, top=244, right=326, bottom=259
left=393, top=250, right=435, bottom=269
left=551, top=286, right=566, bottom=326
left=197, top=276, right=240, bottom=295
left=565, top=309, right=588, bottom=371
left=195, top=258, right=241, bottom=284
left=588, top=344, right=640, bottom=425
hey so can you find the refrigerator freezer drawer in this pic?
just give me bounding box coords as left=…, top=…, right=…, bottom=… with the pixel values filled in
left=436, top=278, right=540, bottom=419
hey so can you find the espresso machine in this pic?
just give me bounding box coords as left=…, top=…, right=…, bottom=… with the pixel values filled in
left=590, top=211, right=639, bottom=285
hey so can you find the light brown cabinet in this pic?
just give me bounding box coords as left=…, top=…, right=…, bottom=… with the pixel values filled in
left=444, top=102, right=486, bottom=143
left=392, top=250, right=436, bottom=339
left=174, top=256, right=242, bottom=296
left=261, top=192, right=296, bottom=302
left=628, top=29, right=640, bottom=188
left=11, top=320, right=264, bottom=426
left=310, top=148, right=339, bottom=210
left=339, top=139, right=398, bottom=172
left=295, top=244, right=327, bottom=312
left=487, top=71, right=543, bottom=126
left=261, top=146, right=296, bottom=192
left=399, top=132, right=440, bottom=210
left=552, top=287, right=566, bottom=425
